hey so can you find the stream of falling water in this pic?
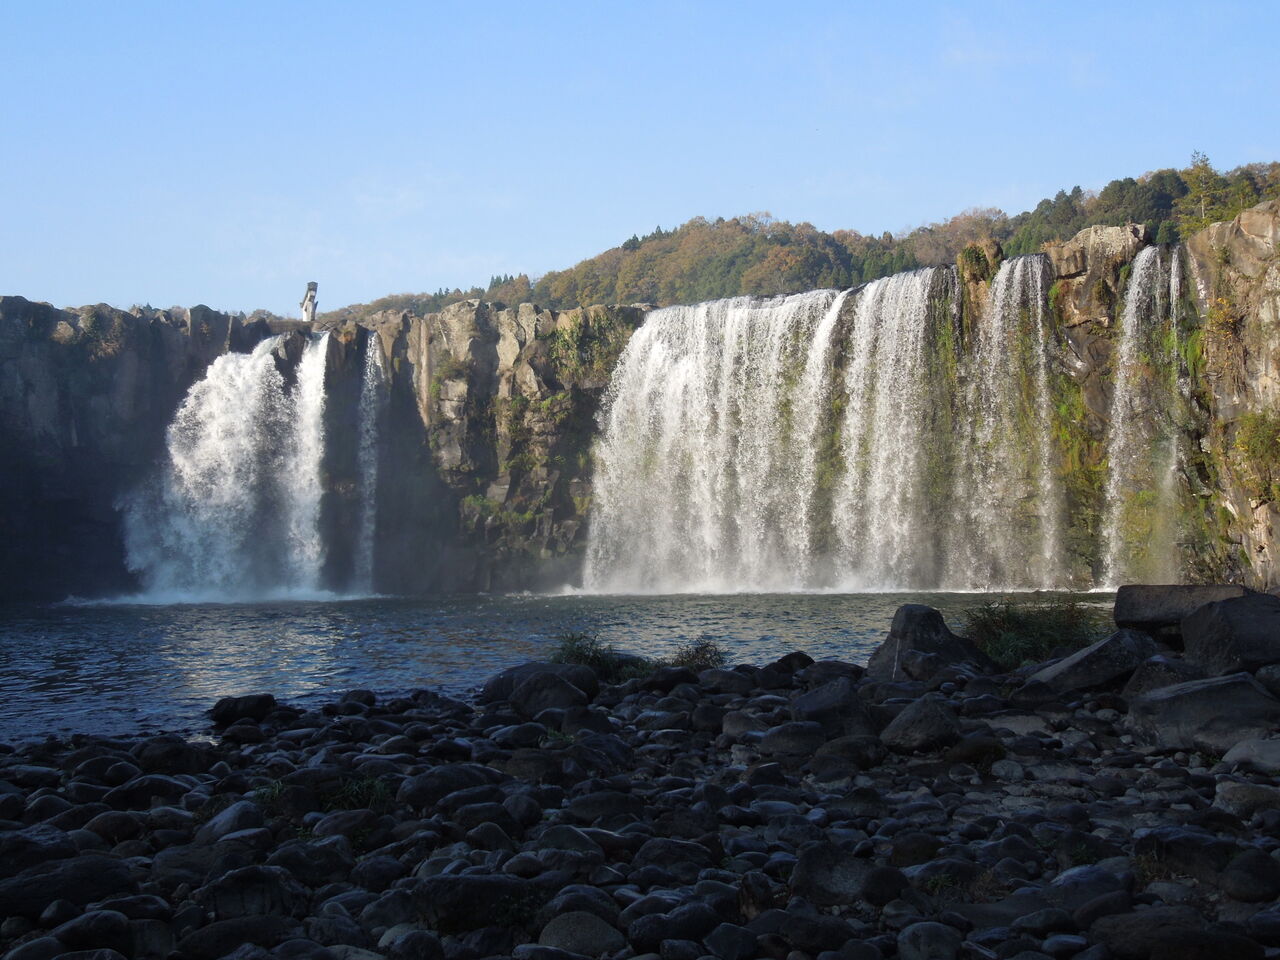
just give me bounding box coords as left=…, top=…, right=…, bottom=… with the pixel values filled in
left=122, top=333, right=333, bottom=600
left=1100, top=246, right=1182, bottom=586
left=585, top=260, right=1071, bottom=593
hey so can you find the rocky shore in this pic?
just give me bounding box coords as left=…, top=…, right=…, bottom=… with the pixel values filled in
left=6, top=588, right=1280, bottom=960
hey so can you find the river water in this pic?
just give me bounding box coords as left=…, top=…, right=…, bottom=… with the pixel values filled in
left=0, top=591, right=1108, bottom=743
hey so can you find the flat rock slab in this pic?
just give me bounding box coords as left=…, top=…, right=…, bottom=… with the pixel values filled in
left=1127, top=673, right=1280, bottom=753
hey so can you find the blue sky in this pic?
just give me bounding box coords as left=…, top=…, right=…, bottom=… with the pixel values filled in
left=3, top=1, right=1278, bottom=315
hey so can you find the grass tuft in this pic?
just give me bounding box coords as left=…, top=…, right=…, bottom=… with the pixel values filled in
left=551, top=630, right=730, bottom=682
left=963, top=596, right=1108, bottom=670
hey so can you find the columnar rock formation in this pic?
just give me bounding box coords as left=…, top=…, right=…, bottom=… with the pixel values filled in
left=2, top=201, right=1279, bottom=601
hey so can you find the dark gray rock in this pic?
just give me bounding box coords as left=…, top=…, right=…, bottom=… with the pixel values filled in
left=1114, top=584, right=1246, bottom=636
left=1122, top=656, right=1206, bottom=698
left=866, top=605, right=993, bottom=680
left=194, top=799, right=264, bottom=843
left=413, top=875, right=545, bottom=933
left=1127, top=673, right=1280, bottom=753
left=176, top=915, right=300, bottom=960
left=897, top=921, right=962, bottom=960
left=482, top=662, right=599, bottom=703
left=880, top=697, right=961, bottom=753
left=511, top=672, right=590, bottom=717
left=1027, top=629, right=1158, bottom=693
left=396, top=763, right=504, bottom=810
left=51, top=910, right=130, bottom=951
left=760, top=721, right=827, bottom=757
left=790, top=678, right=875, bottom=735
left=789, top=844, right=873, bottom=906
left=195, top=865, right=308, bottom=921
left=1089, top=905, right=1203, bottom=960
left=210, top=694, right=277, bottom=726
left=704, top=923, right=757, bottom=960
left=0, top=824, right=76, bottom=879
left=538, top=910, right=624, bottom=955
left=1221, top=848, right=1280, bottom=902
left=0, top=854, right=137, bottom=918
left=1183, top=593, right=1280, bottom=675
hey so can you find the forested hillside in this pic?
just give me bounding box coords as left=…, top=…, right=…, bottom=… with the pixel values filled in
left=322, top=154, right=1280, bottom=320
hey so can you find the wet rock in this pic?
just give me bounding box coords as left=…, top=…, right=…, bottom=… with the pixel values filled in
left=210, top=693, right=277, bottom=726
left=1027, top=629, right=1157, bottom=693
left=1126, top=673, right=1280, bottom=753
left=704, top=923, right=757, bottom=960
left=880, top=697, right=961, bottom=753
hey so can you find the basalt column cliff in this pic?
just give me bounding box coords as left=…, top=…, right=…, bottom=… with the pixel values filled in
left=2, top=201, right=1278, bottom=601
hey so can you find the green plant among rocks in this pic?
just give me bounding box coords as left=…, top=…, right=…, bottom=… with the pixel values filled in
left=963, top=596, right=1108, bottom=670
left=550, top=630, right=730, bottom=681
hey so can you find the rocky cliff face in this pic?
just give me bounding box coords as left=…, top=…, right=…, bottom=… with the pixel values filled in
left=0, top=299, right=293, bottom=600
left=3, top=202, right=1279, bottom=601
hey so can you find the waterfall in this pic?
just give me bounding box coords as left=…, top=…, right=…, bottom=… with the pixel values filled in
left=949, top=255, right=1065, bottom=587
left=830, top=269, right=953, bottom=588
left=353, top=334, right=385, bottom=592
left=583, top=291, right=845, bottom=592
left=285, top=334, right=330, bottom=587
left=122, top=333, right=333, bottom=600
left=585, top=261, right=1069, bottom=593
left=1100, top=246, right=1182, bottom=586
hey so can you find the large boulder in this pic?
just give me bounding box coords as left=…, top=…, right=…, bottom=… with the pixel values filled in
left=509, top=671, right=590, bottom=717
left=481, top=662, right=598, bottom=703
left=789, top=677, right=875, bottom=735
left=1182, top=593, right=1280, bottom=675
left=1127, top=673, right=1280, bottom=753
left=879, top=697, right=961, bottom=753
left=1113, top=584, right=1247, bottom=639
left=866, top=605, right=992, bottom=680
left=0, top=854, right=138, bottom=918
left=1122, top=655, right=1206, bottom=698
left=1027, top=629, right=1158, bottom=693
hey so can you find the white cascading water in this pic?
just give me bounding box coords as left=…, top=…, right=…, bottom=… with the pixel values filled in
left=353, top=334, right=385, bottom=592
left=950, top=255, right=1065, bottom=587
left=1100, top=246, right=1183, bottom=585
left=123, top=333, right=332, bottom=600
left=284, top=333, right=330, bottom=587
left=583, top=291, right=845, bottom=592
left=585, top=261, right=1070, bottom=593
left=831, top=269, right=950, bottom=588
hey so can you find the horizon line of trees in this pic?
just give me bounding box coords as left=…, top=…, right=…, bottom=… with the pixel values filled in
left=319, top=154, right=1280, bottom=323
